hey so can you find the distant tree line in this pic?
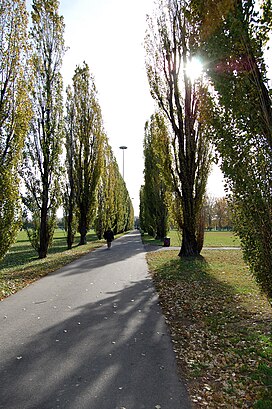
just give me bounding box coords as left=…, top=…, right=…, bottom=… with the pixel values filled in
left=0, top=0, right=133, bottom=261
left=203, top=196, right=233, bottom=231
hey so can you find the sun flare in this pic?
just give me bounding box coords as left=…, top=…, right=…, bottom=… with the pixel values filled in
left=185, top=57, right=203, bottom=82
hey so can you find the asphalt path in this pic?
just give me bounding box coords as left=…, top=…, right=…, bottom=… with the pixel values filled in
left=0, top=230, right=191, bottom=409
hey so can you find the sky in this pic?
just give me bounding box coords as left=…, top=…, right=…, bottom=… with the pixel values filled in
left=59, top=0, right=160, bottom=216
left=27, top=0, right=227, bottom=216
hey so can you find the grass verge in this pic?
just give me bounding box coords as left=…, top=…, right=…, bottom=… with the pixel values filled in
left=146, top=250, right=272, bottom=408
left=0, top=229, right=105, bottom=300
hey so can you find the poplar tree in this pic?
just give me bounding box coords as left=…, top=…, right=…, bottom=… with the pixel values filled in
left=21, top=0, right=65, bottom=258
left=0, top=0, right=31, bottom=261
left=194, top=0, right=272, bottom=297
left=64, top=85, right=76, bottom=249
left=95, top=140, right=117, bottom=239
left=71, top=62, right=103, bottom=245
left=142, top=112, right=172, bottom=239
left=145, top=0, right=213, bottom=256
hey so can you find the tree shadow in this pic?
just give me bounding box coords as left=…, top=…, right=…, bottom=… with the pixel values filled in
left=0, top=279, right=191, bottom=409
left=55, top=232, right=151, bottom=277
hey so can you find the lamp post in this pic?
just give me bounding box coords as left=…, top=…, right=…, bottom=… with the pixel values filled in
left=119, top=145, right=127, bottom=180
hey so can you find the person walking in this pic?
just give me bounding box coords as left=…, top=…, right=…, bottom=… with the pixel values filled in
left=103, top=228, right=114, bottom=248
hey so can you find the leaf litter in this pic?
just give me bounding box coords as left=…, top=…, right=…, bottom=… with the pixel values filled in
left=147, top=250, right=272, bottom=408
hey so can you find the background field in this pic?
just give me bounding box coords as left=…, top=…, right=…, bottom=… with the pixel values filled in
left=142, top=230, right=241, bottom=247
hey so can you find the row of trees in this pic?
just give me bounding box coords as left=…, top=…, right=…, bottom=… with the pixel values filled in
left=0, top=0, right=133, bottom=261
left=140, top=119, right=232, bottom=234
left=144, top=0, right=272, bottom=299
left=140, top=113, right=172, bottom=239
left=64, top=62, right=133, bottom=248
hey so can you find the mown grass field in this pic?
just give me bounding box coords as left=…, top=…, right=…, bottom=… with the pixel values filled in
left=0, top=229, right=105, bottom=300
left=147, top=250, right=272, bottom=408
left=142, top=230, right=241, bottom=247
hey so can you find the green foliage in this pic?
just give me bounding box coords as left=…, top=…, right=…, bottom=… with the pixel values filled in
left=68, top=62, right=103, bottom=245
left=0, top=0, right=31, bottom=261
left=21, top=0, right=65, bottom=259
left=231, top=195, right=272, bottom=299
left=196, top=1, right=272, bottom=298
left=141, top=112, right=172, bottom=239
left=95, top=140, right=120, bottom=238
left=0, top=169, right=22, bottom=260
left=24, top=208, right=56, bottom=252
left=113, top=175, right=134, bottom=234
left=203, top=195, right=233, bottom=230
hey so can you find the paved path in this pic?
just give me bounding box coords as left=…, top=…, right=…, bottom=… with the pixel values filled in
left=0, top=231, right=191, bottom=409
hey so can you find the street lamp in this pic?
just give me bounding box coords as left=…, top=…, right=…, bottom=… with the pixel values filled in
left=119, top=145, right=127, bottom=180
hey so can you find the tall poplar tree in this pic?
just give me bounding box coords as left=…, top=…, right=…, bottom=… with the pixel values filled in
left=21, top=0, right=65, bottom=259
left=71, top=62, right=103, bottom=245
left=194, top=0, right=272, bottom=297
left=95, top=140, right=118, bottom=239
left=145, top=0, right=213, bottom=256
left=64, top=85, right=76, bottom=249
left=0, top=0, right=31, bottom=261
left=142, top=112, right=172, bottom=239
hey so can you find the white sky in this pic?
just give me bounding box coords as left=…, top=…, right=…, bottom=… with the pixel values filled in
left=60, top=0, right=158, bottom=216
left=27, top=0, right=226, bottom=216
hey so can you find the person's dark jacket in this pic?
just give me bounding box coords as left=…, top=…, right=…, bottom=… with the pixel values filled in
left=103, top=229, right=114, bottom=242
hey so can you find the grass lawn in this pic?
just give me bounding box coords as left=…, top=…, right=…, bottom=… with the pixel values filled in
left=147, top=250, right=272, bottom=408
left=0, top=229, right=106, bottom=300
left=142, top=230, right=241, bottom=247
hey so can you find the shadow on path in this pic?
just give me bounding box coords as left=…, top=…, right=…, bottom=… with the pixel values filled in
left=0, top=231, right=191, bottom=409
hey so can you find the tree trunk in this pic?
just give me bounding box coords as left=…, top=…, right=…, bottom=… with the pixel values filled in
left=67, top=212, right=74, bottom=249
left=39, top=202, right=49, bottom=259
left=78, top=214, right=87, bottom=245
left=178, top=194, right=199, bottom=257
left=67, top=194, right=74, bottom=250
left=79, top=233, right=87, bottom=245
left=179, top=225, right=199, bottom=257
